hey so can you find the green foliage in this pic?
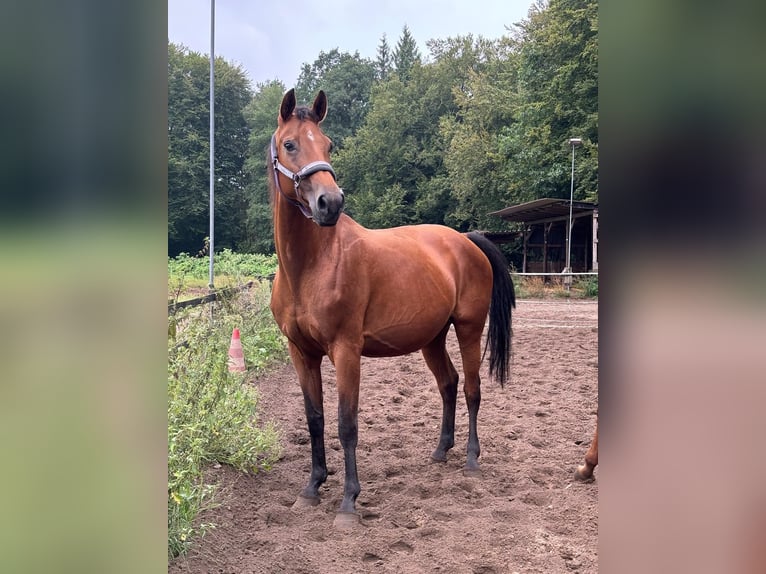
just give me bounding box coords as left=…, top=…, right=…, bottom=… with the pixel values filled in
left=500, top=0, right=598, bottom=205
left=512, top=274, right=598, bottom=299
left=167, top=285, right=287, bottom=558
left=168, top=249, right=278, bottom=286
left=337, top=35, right=507, bottom=230
left=170, top=0, right=598, bottom=250
left=242, top=80, right=287, bottom=254
left=168, top=42, right=253, bottom=256
left=512, top=275, right=547, bottom=299
left=438, top=37, right=521, bottom=229
left=375, top=34, right=394, bottom=81
left=295, top=50, right=376, bottom=148
left=393, top=25, right=422, bottom=83
left=348, top=182, right=414, bottom=228
left=577, top=275, right=599, bottom=297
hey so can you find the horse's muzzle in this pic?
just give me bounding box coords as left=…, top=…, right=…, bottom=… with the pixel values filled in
left=313, top=189, right=345, bottom=226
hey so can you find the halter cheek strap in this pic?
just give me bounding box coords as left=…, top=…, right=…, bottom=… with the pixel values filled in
left=270, top=134, right=337, bottom=220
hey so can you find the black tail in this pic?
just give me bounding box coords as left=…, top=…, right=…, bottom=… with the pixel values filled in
left=466, top=232, right=515, bottom=387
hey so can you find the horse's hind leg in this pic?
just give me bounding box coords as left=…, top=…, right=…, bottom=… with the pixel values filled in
left=422, top=327, right=459, bottom=462
left=454, top=321, right=485, bottom=476
left=575, top=416, right=598, bottom=482
left=289, top=343, right=328, bottom=507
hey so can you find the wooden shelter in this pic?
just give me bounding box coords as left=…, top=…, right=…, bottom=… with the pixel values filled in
left=487, top=198, right=598, bottom=273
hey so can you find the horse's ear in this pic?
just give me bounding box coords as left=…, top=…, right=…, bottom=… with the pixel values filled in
left=312, top=90, right=328, bottom=123
left=279, top=88, right=296, bottom=124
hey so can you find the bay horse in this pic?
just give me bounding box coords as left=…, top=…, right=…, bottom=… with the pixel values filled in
left=268, top=88, right=515, bottom=527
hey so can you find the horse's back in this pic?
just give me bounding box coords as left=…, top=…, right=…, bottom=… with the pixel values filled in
left=359, top=223, right=490, bottom=293
left=348, top=223, right=493, bottom=355
left=368, top=223, right=488, bottom=270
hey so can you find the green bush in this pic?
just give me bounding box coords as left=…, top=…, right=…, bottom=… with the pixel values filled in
left=167, top=283, right=287, bottom=558
left=168, top=249, right=278, bottom=286
left=577, top=275, right=599, bottom=298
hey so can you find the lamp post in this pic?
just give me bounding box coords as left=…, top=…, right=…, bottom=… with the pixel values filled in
left=208, top=0, right=216, bottom=292
left=565, top=137, right=583, bottom=290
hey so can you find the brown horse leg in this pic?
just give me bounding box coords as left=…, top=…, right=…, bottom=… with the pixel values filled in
left=289, top=343, right=327, bottom=506
left=332, top=347, right=362, bottom=527
left=455, top=323, right=484, bottom=476
left=422, top=328, right=458, bottom=462
left=574, top=417, right=598, bottom=482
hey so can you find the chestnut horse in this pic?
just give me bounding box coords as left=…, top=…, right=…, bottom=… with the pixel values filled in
left=268, top=89, right=515, bottom=527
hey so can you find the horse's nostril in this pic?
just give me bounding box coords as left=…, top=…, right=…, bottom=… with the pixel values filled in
left=317, top=195, right=327, bottom=211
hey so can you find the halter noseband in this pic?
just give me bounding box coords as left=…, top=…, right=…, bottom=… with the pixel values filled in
left=270, top=133, right=338, bottom=220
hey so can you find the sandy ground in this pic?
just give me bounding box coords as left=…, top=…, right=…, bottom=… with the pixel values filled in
left=169, top=298, right=598, bottom=573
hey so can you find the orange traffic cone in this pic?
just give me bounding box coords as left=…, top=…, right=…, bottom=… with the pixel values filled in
left=227, top=328, right=246, bottom=372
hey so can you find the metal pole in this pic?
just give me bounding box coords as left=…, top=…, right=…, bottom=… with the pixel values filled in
left=566, top=143, right=575, bottom=277
left=565, top=137, right=582, bottom=291
left=208, top=0, right=215, bottom=291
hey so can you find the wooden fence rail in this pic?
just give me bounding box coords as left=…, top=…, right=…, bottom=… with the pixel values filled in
left=167, top=275, right=275, bottom=314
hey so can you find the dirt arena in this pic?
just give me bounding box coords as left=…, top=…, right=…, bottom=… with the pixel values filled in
left=169, top=298, right=598, bottom=573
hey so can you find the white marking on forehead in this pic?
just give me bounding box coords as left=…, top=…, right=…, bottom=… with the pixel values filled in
left=307, top=129, right=315, bottom=141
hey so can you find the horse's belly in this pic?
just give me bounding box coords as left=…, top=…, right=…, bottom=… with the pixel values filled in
left=361, top=318, right=447, bottom=357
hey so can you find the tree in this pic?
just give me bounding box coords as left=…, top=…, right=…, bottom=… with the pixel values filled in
left=168, top=43, right=208, bottom=255
left=168, top=42, right=252, bottom=256
left=374, top=34, right=393, bottom=81
left=393, top=25, right=422, bottom=83
left=334, top=58, right=461, bottom=228
left=241, top=80, right=286, bottom=254
left=419, top=35, right=518, bottom=230
left=336, top=34, right=518, bottom=231
left=499, top=0, right=598, bottom=205
left=294, top=49, right=376, bottom=148
left=168, top=1, right=598, bottom=254
left=210, top=61, right=253, bottom=251
left=437, top=36, right=523, bottom=230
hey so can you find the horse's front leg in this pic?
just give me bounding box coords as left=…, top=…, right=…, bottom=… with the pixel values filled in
left=332, top=345, right=362, bottom=528
left=289, top=343, right=328, bottom=507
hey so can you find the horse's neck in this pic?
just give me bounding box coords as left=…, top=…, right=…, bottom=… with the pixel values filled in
left=273, top=201, right=336, bottom=283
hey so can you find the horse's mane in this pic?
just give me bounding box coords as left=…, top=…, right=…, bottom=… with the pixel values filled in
left=265, top=143, right=277, bottom=208
left=293, top=106, right=320, bottom=122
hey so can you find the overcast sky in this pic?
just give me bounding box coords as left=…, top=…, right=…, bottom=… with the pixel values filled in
left=168, top=0, right=535, bottom=90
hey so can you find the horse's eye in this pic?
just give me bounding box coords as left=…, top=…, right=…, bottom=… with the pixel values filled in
left=328, top=141, right=335, bottom=153
left=284, top=141, right=296, bottom=152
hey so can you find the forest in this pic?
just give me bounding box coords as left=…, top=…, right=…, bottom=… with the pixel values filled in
left=168, top=0, right=597, bottom=258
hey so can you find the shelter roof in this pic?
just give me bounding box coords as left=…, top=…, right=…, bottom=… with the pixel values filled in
left=489, top=198, right=597, bottom=223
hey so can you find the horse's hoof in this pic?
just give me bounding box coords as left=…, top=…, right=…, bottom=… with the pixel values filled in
left=574, top=466, right=595, bottom=483
left=431, top=450, right=448, bottom=463
left=462, top=466, right=482, bottom=478
left=292, top=494, right=320, bottom=509
left=333, top=511, right=360, bottom=529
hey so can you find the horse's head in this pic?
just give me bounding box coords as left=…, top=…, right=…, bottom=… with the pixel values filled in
left=271, top=88, right=345, bottom=226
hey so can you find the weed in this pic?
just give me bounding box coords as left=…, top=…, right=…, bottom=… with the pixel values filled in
left=512, top=274, right=598, bottom=299
left=168, top=250, right=278, bottom=294
left=577, top=275, right=599, bottom=298
left=167, top=285, right=286, bottom=558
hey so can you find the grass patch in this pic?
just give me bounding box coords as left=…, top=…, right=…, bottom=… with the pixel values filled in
left=169, top=249, right=278, bottom=299
left=577, top=275, right=599, bottom=297
left=512, top=274, right=598, bottom=299
left=167, top=283, right=288, bottom=559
